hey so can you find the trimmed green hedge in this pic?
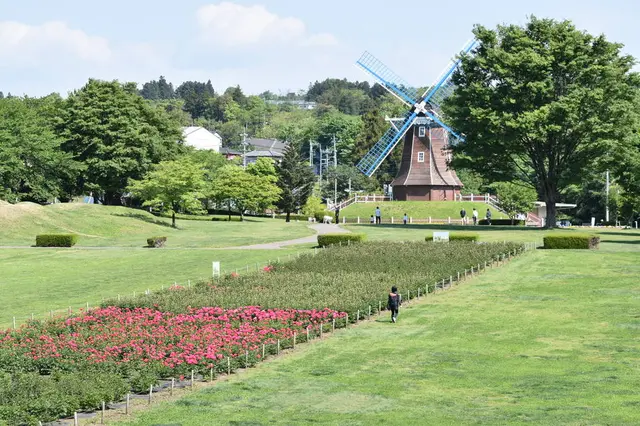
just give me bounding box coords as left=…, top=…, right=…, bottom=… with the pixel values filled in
left=314, top=210, right=333, bottom=223
left=317, top=233, right=366, bottom=247
left=426, top=232, right=479, bottom=242
left=479, top=219, right=525, bottom=226
left=147, top=236, right=167, bottom=248
left=543, top=233, right=600, bottom=249
left=35, top=234, right=78, bottom=247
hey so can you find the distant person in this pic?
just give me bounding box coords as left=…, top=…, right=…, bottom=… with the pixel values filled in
left=460, top=208, right=467, bottom=225
left=370, top=215, right=375, bottom=224
left=335, top=207, right=340, bottom=224
left=387, top=286, right=402, bottom=323
left=472, top=208, right=478, bottom=225
left=375, top=206, right=381, bottom=224
left=486, top=208, right=492, bottom=225
left=403, top=213, right=408, bottom=225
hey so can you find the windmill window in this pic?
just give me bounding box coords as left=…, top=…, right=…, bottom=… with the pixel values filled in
left=418, top=152, right=425, bottom=163
left=418, top=126, right=426, bottom=137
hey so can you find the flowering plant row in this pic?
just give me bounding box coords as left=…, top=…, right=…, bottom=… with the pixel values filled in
left=1, top=306, right=345, bottom=378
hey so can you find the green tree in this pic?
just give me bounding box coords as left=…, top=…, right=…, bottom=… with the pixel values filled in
left=277, top=144, right=316, bottom=222
left=320, top=165, right=378, bottom=203
left=58, top=79, right=184, bottom=204
left=456, top=169, right=487, bottom=195
left=210, top=165, right=281, bottom=221
left=127, top=157, right=206, bottom=228
left=445, top=17, right=639, bottom=228
left=0, top=96, right=78, bottom=203
left=490, top=182, right=537, bottom=224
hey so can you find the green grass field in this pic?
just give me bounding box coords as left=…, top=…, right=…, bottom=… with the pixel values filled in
left=340, top=201, right=504, bottom=221
left=118, top=236, right=640, bottom=425
left=0, top=203, right=313, bottom=247
left=0, top=203, right=317, bottom=327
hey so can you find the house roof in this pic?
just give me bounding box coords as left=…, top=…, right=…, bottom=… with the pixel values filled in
left=245, top=150, right=284, bottom=158
left=182, top=126, right=221, bottom=138
left=245, top=138, right=287, bottom=153
left=534, top=202, right=577, bottom=209
left=181, top=127, right=222, bottom=151
left=220, top=147, right=243, bottom=155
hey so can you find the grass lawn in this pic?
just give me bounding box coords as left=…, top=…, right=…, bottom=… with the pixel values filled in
left=117, top=238, right=640, bottom=425
left=0, top=246, right=313, bottom=328
left=340, top=201, right=505, bottom=221
left=0, top=203, right=313, bottom=247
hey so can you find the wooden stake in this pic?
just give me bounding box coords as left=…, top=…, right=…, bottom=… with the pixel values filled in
left=170, top=378, right=175, bottom=396
left=277, top=339, right=280, bottom=354
left=368, top=305, right=371, bottom=318
left=74, top=411, right=78, bottom=426
left=378, top=301, right=382, bottom=314
left=125, top=393, right=130, bottom=415
left=332, top=319, right=335, bottom=332
left=210, top=367, right=214, bottom=382
left=293, top=333, right=296, bottom=348
left=262, top=344, right=265, bottom=359
left=191, top=370, right=195, bottom=388
left=227, top=357, right=231, bottom=375
left=245, top=350, right=249, bottom=367
left=320, top=323, right=323, bottom=339
left=357, top=310, right=360, bottom=322
left=101, top=401, right=105, bottom=424
left=149, top=384, right=153, bottom=404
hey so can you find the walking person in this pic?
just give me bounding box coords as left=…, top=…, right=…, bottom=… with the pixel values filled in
left=460, top=207, right=467, bottom=225
left=375, top=206, right=381, bottom=224
left=486, top=208, right=492, bottom=226
left=403, top=213, right=408, bottom=225
left=472, top=208, right=478, bottom=226
left=387, top=286, right=402, bottom=323
left=335, top=207, right=340, bottom=224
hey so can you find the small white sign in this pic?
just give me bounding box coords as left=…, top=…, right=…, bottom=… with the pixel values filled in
left=433, top=232, right=450, bottom=242
left=212, top=261, right=221, bottom=278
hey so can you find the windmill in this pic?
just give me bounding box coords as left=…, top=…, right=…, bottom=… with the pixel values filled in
left=355, top=40, right=477, bottom=201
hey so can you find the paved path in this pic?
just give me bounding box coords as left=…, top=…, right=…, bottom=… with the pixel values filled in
left=219, top=223, right=351, bottom=250
left=0, top=224, right=351, bottom=251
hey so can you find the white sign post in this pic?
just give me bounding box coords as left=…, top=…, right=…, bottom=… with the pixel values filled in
left=212, top=261, right=221, bottom=278
left=433, top=232, right=450, bottom=242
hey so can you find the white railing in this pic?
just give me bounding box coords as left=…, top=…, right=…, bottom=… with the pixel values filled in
left=328, top=194, right=391, bottom=211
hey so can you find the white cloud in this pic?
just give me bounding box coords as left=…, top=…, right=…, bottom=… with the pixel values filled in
left=196, top=2, right=338, bottom=48
left=0, top=21, right=111, bottom=67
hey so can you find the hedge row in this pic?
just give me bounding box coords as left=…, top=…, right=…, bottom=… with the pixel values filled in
left=317, top=233, right=366, bottom=247
left=478, top=219, right=525, bottom=226
left=426, top=232, right=479, bottom=242
left=543, top=233, right=600, bottom=249
left=35, top=234, right=78, bottom=247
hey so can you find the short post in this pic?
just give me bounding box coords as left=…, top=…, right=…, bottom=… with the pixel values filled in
left=74, top=412, right=78, bottom=426
left=125, top=393, right=130, bottom=415
left=332, top=319, right=336, bottom=332
left=306, top=326, right=310, bottom=341
left=418, top=288, right=420, bottom=299
left=407, top=290, right=410, bottom=301
left=245, top=350, right=249, bottom=367
left=191, top=370, right=195, bottom=388
left=345, top=313, right=349, bottom=327
left=101, top=401, right=105, bottom=424
left=429, top=216, right=432, bottom=224
left=320, top=323, right=323, bottom=338
left=357, top=216, right=360, bottom=224
left=68, top=306, right=72, bottom=314
left=357, top=310, right=360, bottom=322
left=457, top=271, right=460, bottom=281
left=410, top=216, right=413, bottom=224
left=188, top=279, right=191, bottom=288
left=50, top=310, right=53, bottom=318
left=12, top=317, right=15, bottom=329
left=227, top=357, right=231, bottom=375
left=448, top=217, right=451, bottom=224
left=442, top=279, right=445, bottom=290
left=149, top=384, right=153, bottom=404
left=391, top=216, right=394, bottom=224
left=378, top=301, right=382, bottom=315
left=368, top=305, right=372, bottom=318
left=277, top=339, right=281, bottom=354
left=170, top=378, right=175, bottom=396
left=343, top=217, right=346, bottom=224
left=293, top=332, right=297, bottom=348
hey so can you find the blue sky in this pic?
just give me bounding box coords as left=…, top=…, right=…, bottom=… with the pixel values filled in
left=0, top=0, right=637, bottom=96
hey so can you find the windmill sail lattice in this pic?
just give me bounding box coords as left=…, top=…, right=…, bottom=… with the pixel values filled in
left=356, top=40, right=478, bottom=178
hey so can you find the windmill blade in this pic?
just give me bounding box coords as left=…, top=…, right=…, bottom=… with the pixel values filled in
left=424, top=110, right=464, bottom=144
left=356, top=51, right=420, bottom=106
left=421, top=39, right=478, bottom=114
left=356, top=111, right=417, bottom=177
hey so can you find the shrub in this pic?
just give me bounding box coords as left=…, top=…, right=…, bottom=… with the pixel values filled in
left=479, top=219, right=525, bottom=226
left=317, top=233, right=366, bottom=247
left=35, top=234, right=78, bottom=247
left=147, top=236, right=167, bottom=248
left=426, top=232, right=479, bottom=242
left=543, top=233, right=600, bottom=249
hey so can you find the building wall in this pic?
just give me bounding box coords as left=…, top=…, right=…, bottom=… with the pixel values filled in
left=392, top=185, right=461, bottom=201
left=183, top=128, right=222, bottom=152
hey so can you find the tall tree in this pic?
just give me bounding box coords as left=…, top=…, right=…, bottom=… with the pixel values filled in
left=276, top=144, right=316, bottom=222
left=445, top=17, right=639, bottom=228
left=210, top=165, right=280, bottom=221
left=58, top=79, right=183, bottom=204
left=490, top=182, right=538, bottom=224
left=127, top=157, right=206, bottom=228
left=0, top=96, right=78, bottom=203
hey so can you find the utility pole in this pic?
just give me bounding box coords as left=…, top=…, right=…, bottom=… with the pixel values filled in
left=605, top=170, right=610, bottom=223
left=240, top=125, right=248, bottom=170
left=333, top=135, right=338, bottom=207
left=309, top=141, right=314, bottom=167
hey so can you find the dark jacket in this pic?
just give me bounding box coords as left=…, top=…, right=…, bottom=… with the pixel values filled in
left=387, top=292, right=402, bottom=310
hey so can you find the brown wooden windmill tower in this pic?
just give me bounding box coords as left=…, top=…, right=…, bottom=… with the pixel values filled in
left=354, top=40, right=477, bottom=199
left=390, top=118, right=463, bottom=201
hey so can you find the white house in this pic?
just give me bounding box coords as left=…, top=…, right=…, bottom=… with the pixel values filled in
left=530, top=202, right=577, bottom=227
left=182, top=127, right=222, bottom=152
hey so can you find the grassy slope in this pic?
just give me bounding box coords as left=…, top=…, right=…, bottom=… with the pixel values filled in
left=340, top=201, right=505, bottom=221
left=0, top=203, right=313, bottom=247
left=0, top=246, right=312, bottom=328
left=119, top=239, right=640, bottom=425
